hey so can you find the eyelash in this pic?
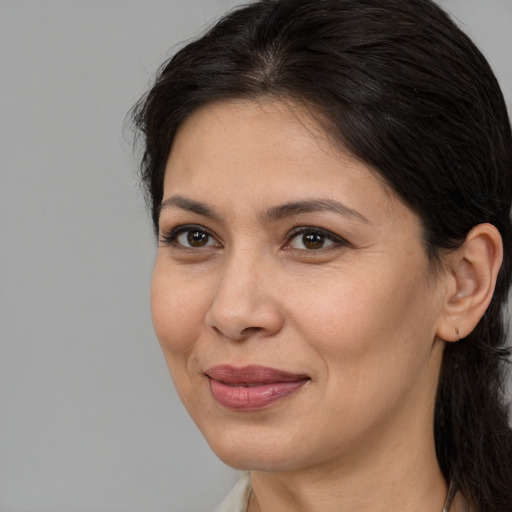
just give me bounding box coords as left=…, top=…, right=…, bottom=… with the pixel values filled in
left=159, top=224, right=349, bottom=252
left=284, top=226, right=349, bottom=251
left=159, top=224, right=218, bottom=249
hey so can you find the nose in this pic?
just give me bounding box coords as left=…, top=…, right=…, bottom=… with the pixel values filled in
left=205, top=252, right=284, bottom=341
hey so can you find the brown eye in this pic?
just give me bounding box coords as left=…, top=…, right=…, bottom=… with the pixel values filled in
left=172, top=228, right=218, bottom=248
left=287, top=227, right=345, bottom=251
left=159, top=224, right=221, bottom=249
left=186, top=230, right=209, bottom=247
left=302, top=233, right=325, bottom=249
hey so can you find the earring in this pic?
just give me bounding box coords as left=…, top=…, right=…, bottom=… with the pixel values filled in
left=455, top=327, right=460, bottom=341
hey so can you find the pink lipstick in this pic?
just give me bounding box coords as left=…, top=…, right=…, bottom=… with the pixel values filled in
left=205, top=365, right=309, bottom=410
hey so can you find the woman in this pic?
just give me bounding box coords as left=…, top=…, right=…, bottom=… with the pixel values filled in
left=131, top=0, right=512, bottom=510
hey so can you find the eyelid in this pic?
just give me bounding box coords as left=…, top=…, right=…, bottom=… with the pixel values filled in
left=159, top=223, right=220, bottom=248
left=284, top=226, right=350, bottom=251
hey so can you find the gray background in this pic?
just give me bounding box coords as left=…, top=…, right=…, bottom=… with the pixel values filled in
left=0, top=1, right=511, bottom=511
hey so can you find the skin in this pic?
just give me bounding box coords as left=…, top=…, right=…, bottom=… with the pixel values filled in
left=151, top=99, right=466, bottom=512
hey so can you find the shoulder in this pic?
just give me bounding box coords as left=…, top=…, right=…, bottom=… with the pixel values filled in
left=213, top=472, right=252, bottom=512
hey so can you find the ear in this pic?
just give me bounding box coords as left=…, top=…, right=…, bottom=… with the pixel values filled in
left=436, top=223, right=503, bottom=342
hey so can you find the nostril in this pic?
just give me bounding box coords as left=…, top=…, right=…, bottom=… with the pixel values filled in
left=208, top=324, right=265, bottom=341
left=240, top=326, right=263, bottom=337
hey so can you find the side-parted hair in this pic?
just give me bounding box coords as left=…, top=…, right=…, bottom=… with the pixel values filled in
left=131, top=1, right=512, bottom=510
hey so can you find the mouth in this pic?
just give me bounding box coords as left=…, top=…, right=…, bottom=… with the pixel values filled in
left=205, top=365, right=310, bottom=411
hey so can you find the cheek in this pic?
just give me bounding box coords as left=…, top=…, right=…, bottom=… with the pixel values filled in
left=150, top=264, right=213, bottom=410
left=295, top=262, right=437, bottom=379
left=150, top=263, right=207, bottom=359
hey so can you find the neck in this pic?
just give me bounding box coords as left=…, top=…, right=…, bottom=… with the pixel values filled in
left=248, top=419, right=447, bottom=512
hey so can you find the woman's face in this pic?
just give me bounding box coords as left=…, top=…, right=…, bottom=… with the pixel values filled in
left=151, top=99, right=448, bottom=472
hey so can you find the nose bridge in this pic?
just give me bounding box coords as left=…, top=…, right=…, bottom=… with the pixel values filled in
left=206, top=244, right=282, bottom=340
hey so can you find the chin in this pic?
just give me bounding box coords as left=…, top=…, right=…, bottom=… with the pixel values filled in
left=201, top=424, right=315, bottom=473
left=214, top=449, right=301, bottom=473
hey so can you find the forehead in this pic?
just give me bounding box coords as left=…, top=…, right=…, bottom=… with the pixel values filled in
left=168, top=98, right=335, bottom=174
left=163, top=99, right=407, bottom=224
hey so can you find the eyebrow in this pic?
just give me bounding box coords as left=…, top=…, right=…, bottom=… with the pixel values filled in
left=159, top=195, right=222, bottom=220
left=159, top=195, right=369, bottom=224
left=264, top=198, right=370, bottom=223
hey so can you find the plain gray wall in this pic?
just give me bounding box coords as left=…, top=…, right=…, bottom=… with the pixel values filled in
left=0, top=1, right=510, bottom=511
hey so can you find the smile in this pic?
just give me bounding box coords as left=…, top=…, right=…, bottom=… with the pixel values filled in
left=205, top=365, right=310, bottom=411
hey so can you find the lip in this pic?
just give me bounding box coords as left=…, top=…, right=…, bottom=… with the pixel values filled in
left=205, top=365, right=310, bottom=411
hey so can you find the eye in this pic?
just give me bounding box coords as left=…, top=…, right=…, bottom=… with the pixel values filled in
left=177, top=229, right=213, bottom=248
left=285, top=227, right=346, bottom=251
left=159, top=225, right=220, bottom=249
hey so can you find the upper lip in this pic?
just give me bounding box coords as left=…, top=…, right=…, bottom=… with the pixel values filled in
left=205, top=365, right=310, bottom=385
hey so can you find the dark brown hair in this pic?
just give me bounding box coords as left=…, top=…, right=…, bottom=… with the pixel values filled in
left=131, top=0, right=512, bottom=509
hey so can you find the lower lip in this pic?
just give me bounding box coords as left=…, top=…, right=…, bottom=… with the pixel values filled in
left=208, top=378, right=308, bottom=411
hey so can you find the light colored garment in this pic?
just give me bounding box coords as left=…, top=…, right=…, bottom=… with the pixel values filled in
left=214, top=472, right=252, bottom=512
